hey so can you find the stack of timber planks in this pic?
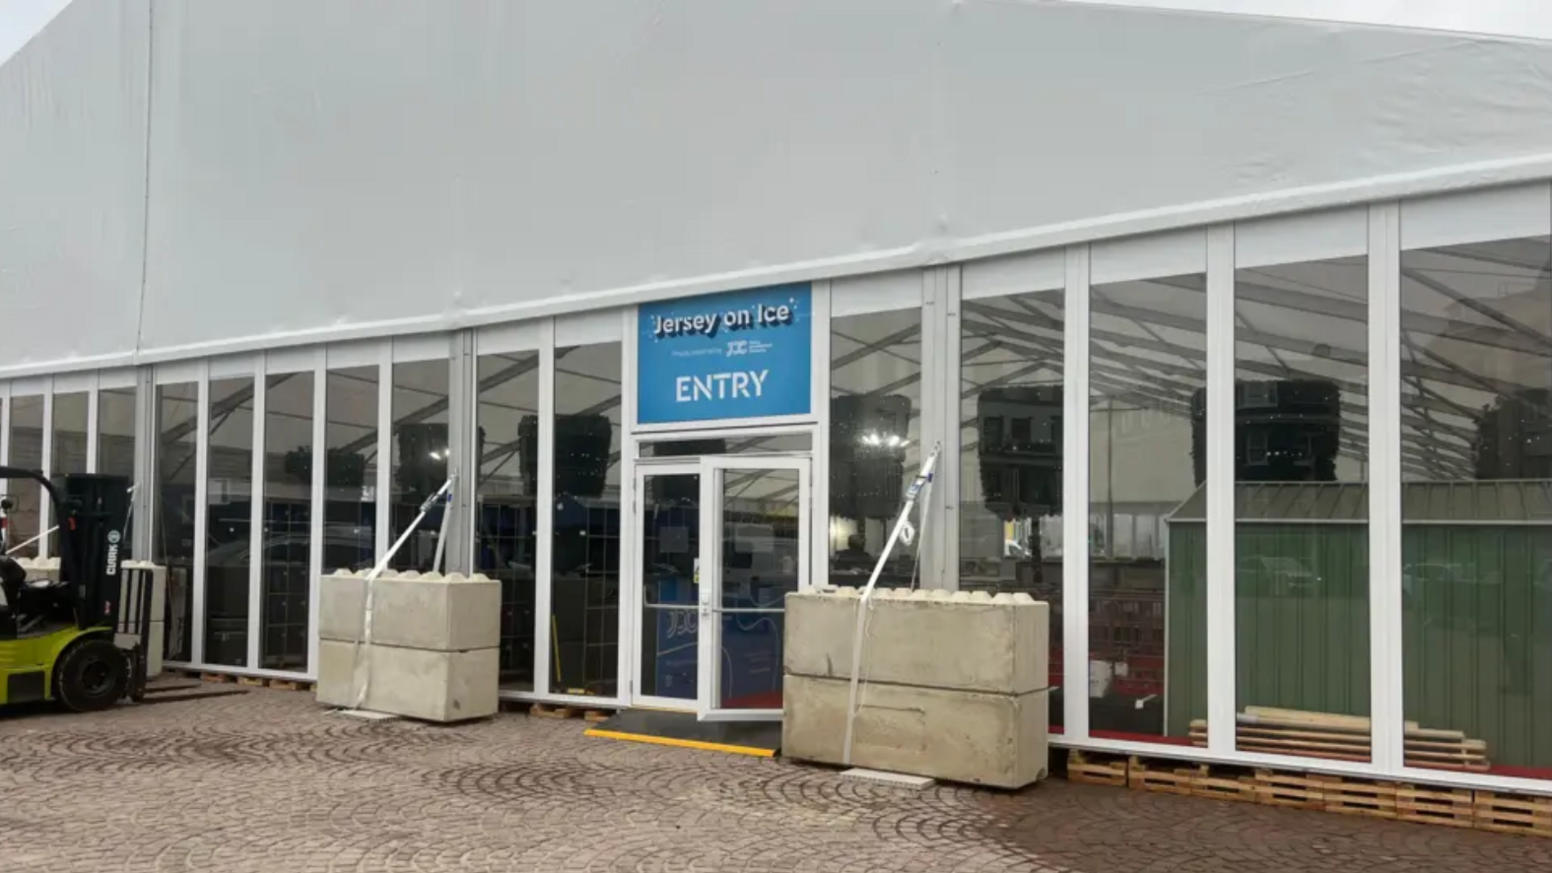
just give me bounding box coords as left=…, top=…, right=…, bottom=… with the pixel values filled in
left=1189, top=707, right=1489, bottom=772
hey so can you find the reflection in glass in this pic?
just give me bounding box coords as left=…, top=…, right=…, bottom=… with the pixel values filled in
left=639, top=472, right=699, bottom=701
left=551, top=342, right=622, bottom=696
left=829, top=309, right=921, bottom=587
left=717, top=467, right=799, bottom=710
left=475, top=350, right=540, bottom=691
left=389, top=360, right=449, bottom=572
left=324, top=367, right=377, bottom=573
left=1090, top=273, right=1205, bottom=744
left=960, top=285, right=1065, bottom=731
left=99, top=387, right=138, bottom=552
left=6, top=396, right=44, bottom=558
left=156, top=384, right=198, bottom=662
left=204, top=378, right=254, bottom=667
left=46, top=392, right=88, bottom=558
left=261, top=374, right=313, bottom=671
left=1401, top=234, right=1552, bottom=778
left=1233, top=255, right=1370, bottom=760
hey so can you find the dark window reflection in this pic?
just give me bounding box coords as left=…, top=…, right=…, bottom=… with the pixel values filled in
left=475, top=350, right=540, bottom=692
left=1400, top=234, right=1552, bottom=778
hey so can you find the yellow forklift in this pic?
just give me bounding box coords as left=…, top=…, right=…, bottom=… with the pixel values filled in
left=0, top=468, right=152, bottom=712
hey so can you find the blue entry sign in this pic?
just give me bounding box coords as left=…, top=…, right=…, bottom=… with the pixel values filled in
left=637, top=283, right=813, bottom=425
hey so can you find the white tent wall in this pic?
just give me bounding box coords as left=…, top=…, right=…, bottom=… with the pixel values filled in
left=0, top=0, right=148, bottom=374
left=6, top=1, right=1552, bottom=373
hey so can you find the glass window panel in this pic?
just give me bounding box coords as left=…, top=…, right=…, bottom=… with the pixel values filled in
left=960, top=285, right=1065, bottom=733
left=552, top=341, right=622, bottom=696
left=1234, top=255, right=1371, bottom=760
left=717, top=467, right=798, bottom=711
left=48, top=391, right=89, bottom=555
left=389, top=359, right=449, bottom=572
left=829, top=309, right=922, bottom=586
left=324, top=366, right=378, bottom=572
left=638, top=470, right=699, bottom=701
left=155, top=383, right=198, bottom=662
left=204, top=378, right=254, bottom=667
left=1400, top=233, right=1552, bottom=779
left=5, top=395, right=44, bottom=558
left=261, top=373, right=313, bottom=672
left=1090, top=272, right=1205, bottom=745
left=475, top=350, right=540, bottom=692
left=98, top=387, right=138, bottom=557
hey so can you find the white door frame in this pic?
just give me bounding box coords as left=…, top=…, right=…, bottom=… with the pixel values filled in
left=696, top=454, right=812, bottom=722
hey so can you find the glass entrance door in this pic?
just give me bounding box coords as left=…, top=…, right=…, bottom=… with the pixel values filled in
left=696, top=456, right=811, bottom=722
left=634, top=463, right=702, bottom=709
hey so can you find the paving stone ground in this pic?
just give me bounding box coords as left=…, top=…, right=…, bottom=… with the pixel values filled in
left=0, top=688, right=1548, bottom=872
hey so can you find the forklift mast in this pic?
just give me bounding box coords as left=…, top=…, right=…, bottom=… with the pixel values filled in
left=0, top=466, right=130, bottom=631
left=61, top=474, right=131, bottom=631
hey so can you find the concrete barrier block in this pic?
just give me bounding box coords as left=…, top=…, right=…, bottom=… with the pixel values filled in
left=784, top=589, right=1048, bottom=694
left=318, top=572, right=366, bottom=642
left=781, top=674, right=1048, bottom=789
left=316, top=639, right=497, bottom=722
left=370, top=573, right=500, bottom=651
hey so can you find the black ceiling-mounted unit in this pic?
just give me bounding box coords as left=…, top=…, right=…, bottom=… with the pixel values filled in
left=649, top=439, right=726, bottom=504
left=976, top=386, right=1063, bottom=519
left=395, top=423, right=449, bottom=504
left=1474, top=388, right=1552, bottom=479
left=1189, top=379, right=1341, bottom=484
left=519, top=414, right=614, bottom=499
left=830, top=394, right=912, bottom=522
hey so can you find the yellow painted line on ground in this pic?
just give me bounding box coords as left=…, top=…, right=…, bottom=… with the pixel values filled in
left=583, top=728, right=777, bottom=758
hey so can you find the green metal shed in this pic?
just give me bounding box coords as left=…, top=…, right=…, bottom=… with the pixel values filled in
left=1165, top=481, right=1552, bottom=773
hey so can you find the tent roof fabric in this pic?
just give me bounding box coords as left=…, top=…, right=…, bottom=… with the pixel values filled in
left=1167, top=480, right=1552, bottom=523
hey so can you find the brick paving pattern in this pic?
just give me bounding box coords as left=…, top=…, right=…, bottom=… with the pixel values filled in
left=0, top=689, right=1545, bottom=872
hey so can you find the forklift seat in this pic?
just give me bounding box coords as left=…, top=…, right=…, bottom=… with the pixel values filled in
left=0, top=555, right=24, bottom=614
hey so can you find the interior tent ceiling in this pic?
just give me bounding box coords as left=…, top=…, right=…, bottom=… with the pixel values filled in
left=6, top=1, right=1552, bottom=376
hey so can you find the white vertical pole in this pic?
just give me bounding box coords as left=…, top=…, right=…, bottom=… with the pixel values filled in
left=86, top=373, right=100, bottom=474
left=811, top=280, right=832, bottom=591
left=1062, top=244, right=1091, bottom=741
left=375, top=344, right=392, bottom=563
left=39, top=384, right=53, bottom=561
left=941, top=265, right=964, bottom=592
left=1369, top=202, right=1405, bottom=774
left=0, top=382, right=10, bottom=467
left=617, top=308, right=636, bottom=702
left=309, top=355, right=326, bottom=677
left=248, top=357, right=267, bottom=670
left=534, top=318, right=556, bottom=697
left=1205, top=223, right=1237, bottom=756
left=192, top=363, right=210, bottom=665
left=919, top=267, right=942, bottom=589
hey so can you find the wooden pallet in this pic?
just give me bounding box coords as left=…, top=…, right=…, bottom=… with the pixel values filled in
left=1396, top=784, right=1475, bottom=829
left=1309, top=774, right=1398, bottom=819
left=1192, top=764, right=1259, bottom=804
left=267, top=678, right=313, bottom=692
left=1128, top=756, right=1199, bottom=796
left=528, top=702, right=613, bottom=723
left=200, top=672, right=237, bottom=684
left=1475, top=792, right=1552, bottom=838
left=1067, top=750, right=1128, bottom=788
left=1252, top=768, right=1324, bottom=810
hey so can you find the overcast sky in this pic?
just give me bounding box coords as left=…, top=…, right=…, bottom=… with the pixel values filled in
left=0, top=0, right=69, bottom=66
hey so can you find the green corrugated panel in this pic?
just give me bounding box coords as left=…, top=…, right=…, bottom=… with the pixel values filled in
left=1402, top=525, right=1552, bottom=771
left=1234, top=525, right=1371, bottom=719
left=1165, top=523, right=1552, bottom=770
left=1165, top=524, right=1208, bottom=738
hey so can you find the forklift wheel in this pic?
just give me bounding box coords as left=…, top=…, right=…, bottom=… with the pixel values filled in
left=54, top=639, right=130, bottom=713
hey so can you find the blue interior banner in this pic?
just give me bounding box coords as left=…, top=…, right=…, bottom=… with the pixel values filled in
left=637, top=283, right=813, bottom=424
